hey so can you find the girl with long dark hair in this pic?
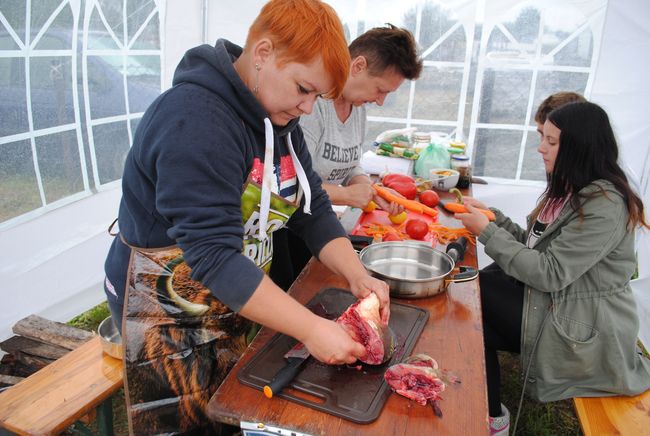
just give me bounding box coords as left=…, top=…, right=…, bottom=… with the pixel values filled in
left=457, top=101, right=650, bottom=435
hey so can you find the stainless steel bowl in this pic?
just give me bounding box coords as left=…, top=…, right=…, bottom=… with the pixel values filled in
left=359, top=241, right=456, bottom=298
left=98, top=315, right=123, bottom=360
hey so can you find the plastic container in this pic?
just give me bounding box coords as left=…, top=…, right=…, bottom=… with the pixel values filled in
left=451, top=154, right=472, bottom=189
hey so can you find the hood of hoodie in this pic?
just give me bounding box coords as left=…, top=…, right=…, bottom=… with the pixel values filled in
left=172, top=39, right=299, bottom=138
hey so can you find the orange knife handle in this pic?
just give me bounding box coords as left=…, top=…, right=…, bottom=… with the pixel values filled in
left=263, top=357, right=306, bottom=399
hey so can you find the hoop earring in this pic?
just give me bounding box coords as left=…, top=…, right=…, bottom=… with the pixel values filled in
left=253, top=63, right=261, bottom=94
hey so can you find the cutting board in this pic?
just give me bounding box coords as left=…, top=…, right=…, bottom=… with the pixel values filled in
left=351, top=209, right=438, bottom=245
left=237, top=287, right=429, bottom=423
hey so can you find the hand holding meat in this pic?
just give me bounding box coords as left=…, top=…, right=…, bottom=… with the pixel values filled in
left=454, top=203, right=490, bottom=235
left=337, top=293, right=394, bottom=365
left=302, top=317, right=366, bottom=365
left=347, top=273, right=390, bottom=324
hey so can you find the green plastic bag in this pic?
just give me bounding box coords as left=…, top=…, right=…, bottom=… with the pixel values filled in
left=414, top=142, right=451, bottom=177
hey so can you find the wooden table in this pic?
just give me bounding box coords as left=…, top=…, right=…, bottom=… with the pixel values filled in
left=207, top=193, right=489, bottom=435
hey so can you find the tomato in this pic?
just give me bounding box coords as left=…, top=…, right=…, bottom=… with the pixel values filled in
left=382, top=233, right=401, bottom=242
left=388, top=211, right=408, bottom=225
left=419, top=190, right=440, bottom=207
left=405, top=219, right=429, bottom=240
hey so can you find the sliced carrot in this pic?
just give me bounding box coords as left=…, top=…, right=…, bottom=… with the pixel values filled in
left=443, top=202, right=496, bottom=221
left=373, top=184, right=438, bottom=218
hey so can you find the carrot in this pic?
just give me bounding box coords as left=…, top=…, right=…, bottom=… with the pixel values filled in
left=429, top=224, right=476, bottom=245
left=443, top=202, right=496, bottom=221
left=373, top=184, right=439, bottom=218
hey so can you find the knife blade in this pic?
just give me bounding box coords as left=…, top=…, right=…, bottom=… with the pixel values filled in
left=263, top=342, right=310, bottom=398
left=339, top=206, right=364, bottom=234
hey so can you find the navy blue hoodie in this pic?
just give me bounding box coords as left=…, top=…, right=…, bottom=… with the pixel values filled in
left=104, top=39, right=345, bottom=312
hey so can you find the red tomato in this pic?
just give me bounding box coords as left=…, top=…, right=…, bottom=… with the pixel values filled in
left=405, top=219, right=429, bottom=240
left=419, top=190, right=440, bottom=207
left=382, top=233, right=401, bottom=242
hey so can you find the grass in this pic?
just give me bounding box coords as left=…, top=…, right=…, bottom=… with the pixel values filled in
left=499, top=351, right=582, bottom=435
left=67, top=301, right=111, bottom=332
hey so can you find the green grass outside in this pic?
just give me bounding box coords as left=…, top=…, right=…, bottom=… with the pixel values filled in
left=65, top=303, right=583, bottom=435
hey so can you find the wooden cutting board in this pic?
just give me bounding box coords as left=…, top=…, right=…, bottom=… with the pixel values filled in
left=237, top=287, right=429, bottom=423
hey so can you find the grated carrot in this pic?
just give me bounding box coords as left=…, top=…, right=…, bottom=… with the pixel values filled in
left=428, top=224, right=476, bottom=245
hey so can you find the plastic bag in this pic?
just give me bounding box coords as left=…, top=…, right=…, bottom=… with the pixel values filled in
left=414, top=142, right=451, bottom=177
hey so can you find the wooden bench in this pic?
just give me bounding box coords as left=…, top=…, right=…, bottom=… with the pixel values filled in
left=574, top=389, right=650, bottom=435
left=0, top=336, right=123, bottom=435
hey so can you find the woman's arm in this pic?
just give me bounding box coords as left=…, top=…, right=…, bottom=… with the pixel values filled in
left=317, top=236, right=390, bottom=323
left=480, top=186, right=629, bottom=292
left=239, top=275, right=366, bottom=365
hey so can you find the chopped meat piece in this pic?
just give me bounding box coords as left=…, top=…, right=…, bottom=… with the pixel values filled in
left=337, top=294, right=393, bottom=365
left=384, top=354, right=460, bottom=417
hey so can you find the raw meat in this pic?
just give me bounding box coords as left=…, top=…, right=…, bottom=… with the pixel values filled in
left=336, top=293, right=392, bottom=365
left=384, top=354, right=460, bottom=417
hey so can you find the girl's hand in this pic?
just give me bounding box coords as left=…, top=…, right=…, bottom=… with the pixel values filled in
left=348, top=273, right=391, bottom=325
left=302, top=317, right=366, bottom=365
left=461, top=196, right=488, bottom=210
left=455, top=203, right=490, bottom=235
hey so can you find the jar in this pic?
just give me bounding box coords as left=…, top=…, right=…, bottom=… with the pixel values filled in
left=412, top=132, right=431, bottom=152
left=451, top=154, right=472, bottom=188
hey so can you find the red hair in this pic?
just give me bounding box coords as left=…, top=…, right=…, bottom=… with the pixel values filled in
left=246, top=0, right=350, bottom=98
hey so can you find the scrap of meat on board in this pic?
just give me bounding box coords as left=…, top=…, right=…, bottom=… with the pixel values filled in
left=384, top=354, right=460, bottom=417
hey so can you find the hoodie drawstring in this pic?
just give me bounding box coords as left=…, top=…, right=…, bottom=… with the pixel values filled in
left=286, top=133, right=312, bottom=215
left=258, top=118, right=275, bottom=240
left=257, top=118, right=312, bottom=240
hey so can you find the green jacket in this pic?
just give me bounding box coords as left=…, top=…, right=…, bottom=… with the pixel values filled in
left=479, top=180, right=650, bottom=402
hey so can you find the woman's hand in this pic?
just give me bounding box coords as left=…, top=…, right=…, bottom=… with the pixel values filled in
left=342, top=183, right=375, bottom=209
left=373, top=187, right=404, bottom=216
left=302, top=317, right=366, bottom=365
left=348, top=273, right=391, bottom=325
left=455, top=203, right=490, bottom=235
left=460, top=196, right=488, bottom=209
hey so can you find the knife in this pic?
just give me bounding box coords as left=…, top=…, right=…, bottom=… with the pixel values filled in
left=339, top=206, right=364, bottom=234
left=339, top=207, right=374, bottom=250
left=263, top=342, right=310, bottom=398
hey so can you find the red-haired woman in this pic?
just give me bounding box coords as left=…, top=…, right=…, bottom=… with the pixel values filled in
left=103, top=0, right=390, bottom=432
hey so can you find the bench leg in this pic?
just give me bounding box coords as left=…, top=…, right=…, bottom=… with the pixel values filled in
left=69, top=397, right=114, bottom=436
left=96, top=397, right=114, bottom=436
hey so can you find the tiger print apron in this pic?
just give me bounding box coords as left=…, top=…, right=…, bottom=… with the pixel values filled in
left=122, top=179, right=299, bottom=434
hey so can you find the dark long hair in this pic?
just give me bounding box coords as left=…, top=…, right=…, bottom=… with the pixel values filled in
left=542, top=101, right=648, bottom=229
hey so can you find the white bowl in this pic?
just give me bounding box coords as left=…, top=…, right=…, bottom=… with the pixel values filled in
left=429, top=168, right=460, bottom=191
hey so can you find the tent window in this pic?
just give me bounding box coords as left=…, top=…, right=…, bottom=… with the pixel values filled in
left=334, top=0, right=605, bottom=182
left=0, top=0, right=163, bottom=228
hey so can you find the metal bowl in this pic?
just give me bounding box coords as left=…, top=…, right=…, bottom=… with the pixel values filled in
left=359, top=241, right=455, bottom=298
left=98, top=315, right=123, bottom=360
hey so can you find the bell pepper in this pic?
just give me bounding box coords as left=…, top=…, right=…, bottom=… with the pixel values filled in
left=385, top=181, right=417, bottom=200
left=382, top=173, right=415, bottom=186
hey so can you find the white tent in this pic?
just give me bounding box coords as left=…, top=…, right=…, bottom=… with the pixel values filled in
left=0, top=0, right=648, bottom=346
